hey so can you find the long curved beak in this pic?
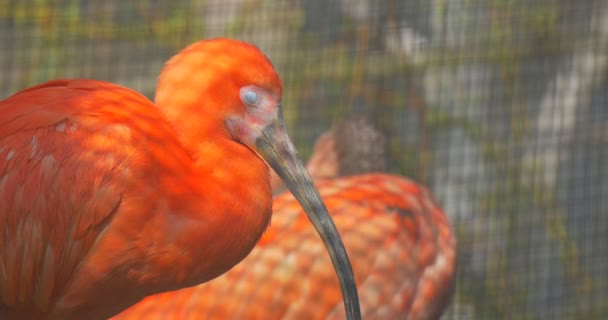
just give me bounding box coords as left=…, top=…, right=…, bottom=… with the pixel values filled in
left=255, top=108, right=361, bottom=320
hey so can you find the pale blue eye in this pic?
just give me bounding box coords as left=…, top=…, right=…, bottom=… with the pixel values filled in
left=241, top=89, right=260, bottom=106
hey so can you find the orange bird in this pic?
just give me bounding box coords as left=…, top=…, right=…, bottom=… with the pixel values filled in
left=114, top=117, right=457, bottom=319
left=0, top=39, right=360, bottom=320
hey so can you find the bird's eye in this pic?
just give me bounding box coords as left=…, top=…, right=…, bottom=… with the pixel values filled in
left=241, top=88, right=260, bottom=107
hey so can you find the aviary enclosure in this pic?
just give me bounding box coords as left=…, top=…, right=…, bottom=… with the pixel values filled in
left=0, top=1, right=606, bottom=319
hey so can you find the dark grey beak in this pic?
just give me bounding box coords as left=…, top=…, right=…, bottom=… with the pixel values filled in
left=255, top=108, right=361, bottom=320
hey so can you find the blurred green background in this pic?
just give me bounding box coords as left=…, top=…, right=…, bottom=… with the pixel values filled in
left=0, top=1, right=606, bottom=319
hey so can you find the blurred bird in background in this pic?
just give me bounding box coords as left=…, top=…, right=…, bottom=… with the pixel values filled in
left=115, top=116, right=457, bottom=320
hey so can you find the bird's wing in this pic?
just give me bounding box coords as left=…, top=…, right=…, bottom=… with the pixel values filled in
left=113, top=173, right=456, bottom=320
left=0, top=79, right=181, bottom=316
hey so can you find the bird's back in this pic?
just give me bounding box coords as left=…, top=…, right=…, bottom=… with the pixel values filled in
left=0, top=79, right=192, bottom=319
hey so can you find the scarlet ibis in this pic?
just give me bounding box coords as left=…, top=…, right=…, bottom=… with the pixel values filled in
left=0, top=38, right=360, bottom=320
left=114, top=117, right=457, bottom=319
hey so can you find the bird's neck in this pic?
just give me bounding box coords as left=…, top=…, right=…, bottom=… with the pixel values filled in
left=172, top=132, right=273, bottom=288
left=156, top=109, right=273, bottom=287
left=150, top=76, right=273, bottom=286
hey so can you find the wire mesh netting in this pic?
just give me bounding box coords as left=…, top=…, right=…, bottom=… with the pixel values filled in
left=0, top=1, right=606, bottom=319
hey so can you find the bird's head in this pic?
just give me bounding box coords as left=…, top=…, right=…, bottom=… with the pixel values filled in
left=155, top=38, right=361, bottom=320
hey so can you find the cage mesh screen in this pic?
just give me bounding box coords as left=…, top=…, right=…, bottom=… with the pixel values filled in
left=0, top=0, right=606, bottom=319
